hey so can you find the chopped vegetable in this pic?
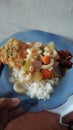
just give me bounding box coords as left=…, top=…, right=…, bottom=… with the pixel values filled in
left=22, top=60, right=26, bottom=66
left=32, top=71, right=43, bottom=82
left=42, top=55, right=50, bottom=64
left=22, top=60, right=30, bottom=72
left=6, top=49, right=13, bottom=56
left=32, top=49, right=37, bottom=53
left=47, top=42, right=55, bottom=48
left=41, top=69, right=53, bottom=79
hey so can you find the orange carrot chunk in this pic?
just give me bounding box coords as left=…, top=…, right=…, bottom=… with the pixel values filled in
left=32, top=49, right=37, bottom=53
left=42, top=55, right=50, bottom=64
left=41, top=69, right=52, bottom=79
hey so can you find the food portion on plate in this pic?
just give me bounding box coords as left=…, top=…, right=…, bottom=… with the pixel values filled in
left=0, top=38, right=73, bottom=100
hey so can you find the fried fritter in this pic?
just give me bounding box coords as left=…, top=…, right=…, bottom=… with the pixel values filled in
left=0, top=38, right=30, bottom=69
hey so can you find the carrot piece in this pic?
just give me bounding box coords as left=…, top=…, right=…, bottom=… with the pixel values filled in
left=41, top=69, right=52, bottom=79
left=32, top=49, right=37, bottom=53
left=42, top=55, right=50, bottom=64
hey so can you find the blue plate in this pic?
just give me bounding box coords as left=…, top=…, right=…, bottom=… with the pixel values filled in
left=0, top=30, right=73, bottom=112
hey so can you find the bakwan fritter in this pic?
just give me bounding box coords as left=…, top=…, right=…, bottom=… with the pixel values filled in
left=0, top=38, right=30, bottom=69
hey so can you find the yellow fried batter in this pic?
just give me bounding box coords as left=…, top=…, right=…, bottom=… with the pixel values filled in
left=0, top=38, right=30, bottom=69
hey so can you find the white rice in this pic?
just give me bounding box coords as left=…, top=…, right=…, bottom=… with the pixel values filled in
left=9, top=68, right=59, bottom=100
